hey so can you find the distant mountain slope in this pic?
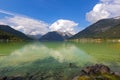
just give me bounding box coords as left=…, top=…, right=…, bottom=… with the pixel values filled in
left=100, top=24, right=120, bottom=38
left=57, top=31, right=73, bottom=39
left=39, top=31, right=64, bottom=41
left=0, top=25, right=32, bottom=41
left=27, top=34, right=42, bottom=40
left=39, top=31, right=72, bottom=41
left=70, top=17, right=120, bottom=39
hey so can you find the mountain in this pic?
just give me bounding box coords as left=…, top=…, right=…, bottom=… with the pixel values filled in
left=39, top=31, right=72, bottom=41
left=0, top=25, right=32, bottom=41
left=100, top=24, right=120, bottom=38
left=70, top=17, right=120, bottom=39
left=57, top=31, right=73, bottom=39
left=27, top=34, right=42, bottom=40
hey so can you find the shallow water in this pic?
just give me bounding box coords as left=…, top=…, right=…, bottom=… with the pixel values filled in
left=0, top=42, right=120, bottom=79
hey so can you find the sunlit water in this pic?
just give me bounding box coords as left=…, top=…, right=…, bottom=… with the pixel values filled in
left=0, top=42, right=120, bottom=79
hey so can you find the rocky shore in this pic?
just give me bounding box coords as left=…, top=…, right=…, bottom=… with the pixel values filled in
left=73, top=64, right=120, bottom=80
left=0, top=64, right=119, bottom=80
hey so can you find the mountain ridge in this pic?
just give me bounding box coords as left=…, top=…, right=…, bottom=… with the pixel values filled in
left=69, top=17, right=120, bottom=39
left=39, top=31, right=72, bottom=41
left=0, top=25, right=32, bottom=41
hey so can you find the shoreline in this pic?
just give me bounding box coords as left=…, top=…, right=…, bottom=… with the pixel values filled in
left=67, top=38, right=120, bottom=43
left=73, top=64, right=120, bottom=80
left=0, top=64, right=119, bottom=80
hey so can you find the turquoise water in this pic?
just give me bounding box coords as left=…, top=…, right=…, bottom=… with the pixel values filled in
left=0, top=42, right=120, bottom=79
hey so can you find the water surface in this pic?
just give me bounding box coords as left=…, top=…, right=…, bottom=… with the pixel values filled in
left=0, top=42, right=120, bottom=79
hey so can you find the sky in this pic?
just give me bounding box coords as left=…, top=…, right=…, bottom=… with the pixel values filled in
left=0, top=0, right=120, bottom=35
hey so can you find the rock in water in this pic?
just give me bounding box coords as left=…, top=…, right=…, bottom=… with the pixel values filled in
left=73, top=64, right=120, bottom=80
left=81, top=64, right=110, bottom=75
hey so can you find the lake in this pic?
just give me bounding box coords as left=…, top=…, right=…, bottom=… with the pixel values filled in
left=0, top=41, right=120, bottom=79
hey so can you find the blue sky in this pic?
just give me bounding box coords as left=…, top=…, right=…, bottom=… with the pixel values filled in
left=0, top=0, right=98, bottom=25
left=0, top=0, right=119, bottom=35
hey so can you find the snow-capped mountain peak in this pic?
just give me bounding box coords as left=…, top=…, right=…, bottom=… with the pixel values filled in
left=113, top=16, right=120, bottom=19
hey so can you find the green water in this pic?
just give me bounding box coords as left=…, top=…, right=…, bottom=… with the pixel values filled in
left=0, top=42, right=120, bottom=79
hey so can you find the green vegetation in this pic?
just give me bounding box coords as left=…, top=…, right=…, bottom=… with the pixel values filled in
left=78, top=74, right=120, bottom=80
left=0, top=30, right=23, bottom=41
left=0, top=25, right=32, bottom=41
left=100, top=24, right=120, bottom=39
left=70, top=18, right=120, bottom=40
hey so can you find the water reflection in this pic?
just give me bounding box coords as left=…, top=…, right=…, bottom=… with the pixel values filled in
left=0, top=42, right=119, bottom=76
left=0, top=42, right=94, bottom=67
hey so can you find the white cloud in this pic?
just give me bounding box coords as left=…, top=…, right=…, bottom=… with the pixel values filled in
left=0, top=15, right=49, bottom=35
left=49, top=19, right=78, bottom=34
left=0, top=9, right=79, bottom=35
left=86, top=0, right=120, bottom=23
left=0, top=9, right=14, bottom=16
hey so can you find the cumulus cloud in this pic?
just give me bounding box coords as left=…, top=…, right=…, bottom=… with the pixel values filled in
left=49, top=19, right=78, bottom=34
left=0, top=9, right=79, bottom=35
left=0, top=15, right=49, bottom=35
left=0, top=16, right=49, bottom=35
left=86, top=0, right=120, bottom=23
